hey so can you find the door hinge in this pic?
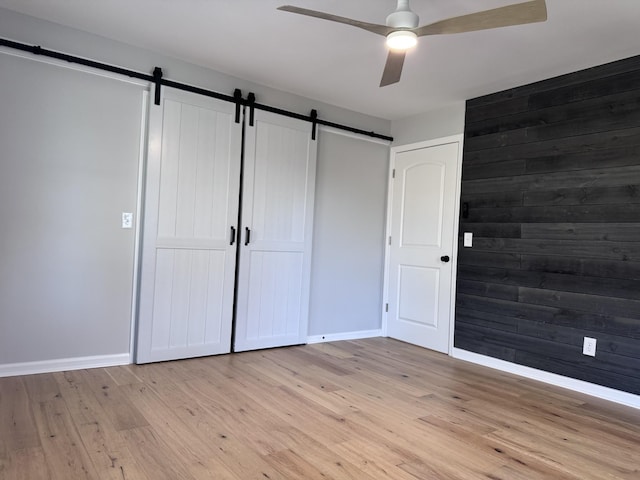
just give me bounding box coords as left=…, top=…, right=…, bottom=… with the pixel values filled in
left=388, top=236, right=392, bottom=245
left=392, top=169, right=395, bottom=178
left=385, top=303, right=389, bottom=312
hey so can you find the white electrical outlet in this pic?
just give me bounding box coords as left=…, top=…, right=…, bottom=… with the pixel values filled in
left=122, top=212, right=133, bottom=229
left=583, top=337, right=597, bottom=357
left=463, top=232, right=473, bottom=247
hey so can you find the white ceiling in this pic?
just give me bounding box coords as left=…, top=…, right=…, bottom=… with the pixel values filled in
left=1, top=0, right=640, bottom=120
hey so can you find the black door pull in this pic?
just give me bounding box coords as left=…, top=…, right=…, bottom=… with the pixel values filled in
left=245, top=227, right=251, bottom=246
left=229, top=226, right=236, bottom=245
left=440, top=255, right=450, bottom=263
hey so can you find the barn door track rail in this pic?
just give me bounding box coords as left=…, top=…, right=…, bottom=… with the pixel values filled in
left=1, top=38, right=393, bottom=142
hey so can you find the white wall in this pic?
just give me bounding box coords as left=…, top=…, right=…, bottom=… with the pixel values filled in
left=0, top=9, right=393, bottom=372
left=391, top=103, right=465, bottom=146
left=0, top=51, right=145, bottom=370
left=309, top=129, right=389, bottom=338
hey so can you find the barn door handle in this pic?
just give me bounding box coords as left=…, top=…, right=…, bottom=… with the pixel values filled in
left=229, top=226, right=236, bottom=245
left=245, top=227, right=251, bottom=246
left=440, top=255, right=450, bottom=263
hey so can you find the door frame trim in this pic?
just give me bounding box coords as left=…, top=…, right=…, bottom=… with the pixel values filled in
left=381, top=134, right=464, bottom=355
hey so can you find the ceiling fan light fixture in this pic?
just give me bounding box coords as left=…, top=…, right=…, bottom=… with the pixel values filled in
left=386, top=30, right=417, bottom=50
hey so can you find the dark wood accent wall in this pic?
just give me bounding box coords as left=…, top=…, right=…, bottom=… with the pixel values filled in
left=455, top=56, right=640, bottom=395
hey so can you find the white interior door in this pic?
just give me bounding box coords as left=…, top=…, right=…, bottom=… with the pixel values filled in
left=136, top=87, right=241, bottom=363
left=234, top=110, right=318, bottom=352
left=386, top=137, right=461, bottom=353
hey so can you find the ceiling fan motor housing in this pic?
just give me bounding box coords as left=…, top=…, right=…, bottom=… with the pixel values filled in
left=386, top=0, right=419, bottom=28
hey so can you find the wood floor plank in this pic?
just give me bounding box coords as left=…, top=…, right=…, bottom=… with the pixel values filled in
left=418, top=414, right=581, bottom=480
left=2, top=338, right=639, bottom=479
left=327, top=440, right=420, bottom=480
left=79, top=369, right=149, bottom=432
left=54, top=373, right=149, bottom=480
left=243, top=359, right=354, bottom=416
left=264, top=425, right=380, bottom=480
left=0, top=377, right=41, bottom=457
left=264, top=448, right=331, bottom=480
left=122, top=382, right=280, bottom=479
left=168, top=377, right=292, bottom=456
left=307, top=342, right=358, bottom=359
left=1, top=447, right=50, bottom=480
left=22, top=373, right=60, bottom=403
left=32, top=395, right=100, bottom=480
left=104, top=365, right=144, bottom=387
left=119, top=426, right=198, bottom=480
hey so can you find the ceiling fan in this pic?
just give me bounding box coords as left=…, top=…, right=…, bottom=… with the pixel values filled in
left=277, top=0, right=547, bottom=87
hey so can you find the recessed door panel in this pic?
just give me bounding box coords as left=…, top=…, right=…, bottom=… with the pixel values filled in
left=149, top=249, right=227, bottom=354
left=398, top=265, right=439, bottom=328
left=244, top=251, right=304, bottom=341
left=252, top=123, right=311, bottom=243
left=401, top=163, right=445, bottom=248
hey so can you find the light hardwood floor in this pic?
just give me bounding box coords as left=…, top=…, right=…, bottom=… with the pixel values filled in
left=0, top=338, right=639, bottom=479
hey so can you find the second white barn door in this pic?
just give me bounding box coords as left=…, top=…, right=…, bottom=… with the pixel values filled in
left=234, top=111, right=317, bottom=352
left=137, top=88, right=317, bottom=363
left=386, top=138, right=461, bottom=353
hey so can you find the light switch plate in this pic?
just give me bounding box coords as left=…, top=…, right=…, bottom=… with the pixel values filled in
left=583, top=337, right=597, bottom=357
left=122, top=212, right=133, bottom=229
left=463, top=232, right=473, bottom=247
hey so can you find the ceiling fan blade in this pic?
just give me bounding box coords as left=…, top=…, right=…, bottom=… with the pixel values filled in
left=380, top=50, right=406, bottom=87
left=278, top=5, right=392, bottom=36
left=415, top=0, right=547, bottom=36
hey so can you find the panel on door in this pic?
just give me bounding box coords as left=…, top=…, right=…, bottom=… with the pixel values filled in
left=136, top=87, right=241, bottom=363
left=234, top=111, right=317, bottom=352
left=387, top=140, right=460, bottom=353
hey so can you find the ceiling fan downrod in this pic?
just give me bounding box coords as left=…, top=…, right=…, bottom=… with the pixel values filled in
left=386, top=0, right=419, bottom=28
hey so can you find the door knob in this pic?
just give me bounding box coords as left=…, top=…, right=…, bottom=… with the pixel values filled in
left=440, top=255, right=450, bottom=263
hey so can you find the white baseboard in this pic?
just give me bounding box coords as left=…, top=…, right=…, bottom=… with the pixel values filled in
left=307, top=329, right=382, bottom=344
left=452, top=348, right=640, bottom=410
left=0, top=353, right=131, bottom=378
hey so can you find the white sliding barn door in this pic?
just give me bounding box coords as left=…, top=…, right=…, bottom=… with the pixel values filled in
left=386, top=138, right=461, bottom=354
left=234, top=111, right=318, bottom=352
left=136, top=87, right=241, bottom=363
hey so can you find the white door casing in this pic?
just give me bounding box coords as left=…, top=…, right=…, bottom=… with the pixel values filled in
left=136, top=87, right=242, bottom=363
left=385, top=136, right=462, bottom=353
left=234, top=110, right=318, bottom=352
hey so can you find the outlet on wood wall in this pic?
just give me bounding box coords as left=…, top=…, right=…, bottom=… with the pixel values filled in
left=455, top=55, right=640, bottom=395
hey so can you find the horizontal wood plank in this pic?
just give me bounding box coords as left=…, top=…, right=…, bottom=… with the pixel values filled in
left=457, top=264, right=640, bottom=300
left=521, top=255, right=640, bottom=281
left=462, top=205, right=640, bottom=223
left=466, top=54, right=640, bottom=110
left=456, top=293, right=640, bottom=339
left=470, top=237, right=640, bottom=261
left=462, top=165, right=640, bottom=194
left=463, top=126, right=640, bottom=166
left=517, top=286, right=640, bottom=318
left=521, top=223, right=640, bottom=241
left=467, top=88, right=640, bottom=139
left=523, top=185, right=640, bottom=206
